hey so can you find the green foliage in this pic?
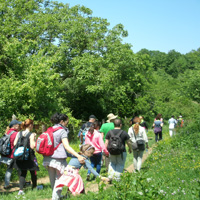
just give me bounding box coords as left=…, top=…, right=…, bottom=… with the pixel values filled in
left=1, top=0, right=200, bottom=124
left=0, top=0, right=200, bottom=199
left=70, top=119, right=200, bottom=200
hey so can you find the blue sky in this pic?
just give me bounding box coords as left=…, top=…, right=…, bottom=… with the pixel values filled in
left=58, top=0, right=200, bottom=54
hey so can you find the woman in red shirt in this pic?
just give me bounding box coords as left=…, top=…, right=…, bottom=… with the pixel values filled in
left=0, top=120, right=21, bottom=189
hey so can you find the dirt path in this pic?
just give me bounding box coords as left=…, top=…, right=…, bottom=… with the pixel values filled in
left=85, top=146, right=154, bottom=194
left=126, top=146, right=153, bottom=172
left=0, top=146, right=154, bottom=195
left=0, top=175, right=51, bottom=193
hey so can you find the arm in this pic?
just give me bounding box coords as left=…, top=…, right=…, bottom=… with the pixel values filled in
left=105, top=139, right=109, bottom=149
left=62, top=138, right=85, bottom=164
left=99, top=135, right=109, bottom=155
left=142, top=129, right=149, bottom=148
left=126, top=139, right=132, bottom=153
left=85, top=160, right=99, bottom=177
left=30, top=133, right=36, bottom=149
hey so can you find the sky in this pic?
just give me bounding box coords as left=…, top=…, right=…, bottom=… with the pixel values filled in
left=58, top=0, right=200, bottom=54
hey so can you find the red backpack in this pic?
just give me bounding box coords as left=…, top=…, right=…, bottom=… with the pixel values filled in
left=36, top=127, right=63, bottom=156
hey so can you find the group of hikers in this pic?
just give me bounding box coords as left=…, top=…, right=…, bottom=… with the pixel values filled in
left=0, top=112, right=183, bottom=199
left=152, top=113, right=184, bottom=142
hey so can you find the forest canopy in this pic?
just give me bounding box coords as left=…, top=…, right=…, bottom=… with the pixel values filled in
left=0, top=0, right=199, bottom=132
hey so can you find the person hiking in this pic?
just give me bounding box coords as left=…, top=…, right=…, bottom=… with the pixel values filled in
left=105, top=119, right=132, bottom=181
left=168, top=115, right=177, bottom=137
left=128, top=117, right=148, bottom=172
left=154, top=113, right=163, bottom=122
left=177, top=114, right=184, bottom=127
left=42, top=113, right=85, bottom=200
left=99, top=113, right=118, bottom=171
left=153, top=115, right=163, bottom=142
left=55, top=144, right=109, bottom=196
left=80, top=115, right=96, bottom=145
left=85, top=123, right=109, bottom=181
left=12, top=119, right=39, bottom=195
left=139, top=115, right=148, bottom=132
left=0, top=120, right=21, bottom=189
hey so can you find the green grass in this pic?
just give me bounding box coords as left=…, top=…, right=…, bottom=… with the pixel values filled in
left=3, top=124, right=198, bottom=200
left=68, top=123, right=200, bottom=200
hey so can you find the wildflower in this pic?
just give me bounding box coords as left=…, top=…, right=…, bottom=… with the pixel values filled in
left=138, top=192, right=143, bottom=195
left=147, top=178, right=152, bottom=182
left=159, top=190, right=164, bottom=193
left=182, top=180, right=185, bottom=183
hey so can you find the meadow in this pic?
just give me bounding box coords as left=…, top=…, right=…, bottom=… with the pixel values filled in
left=0, top=121, right=199, bottom=200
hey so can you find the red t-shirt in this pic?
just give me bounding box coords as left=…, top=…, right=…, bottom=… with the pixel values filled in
left=6, top=128, right=18, bottom=158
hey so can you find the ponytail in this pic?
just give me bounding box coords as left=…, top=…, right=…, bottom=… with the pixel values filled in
left=21, top=119, right=34, bottom=129
left=132, top=117, right=141, bottom=135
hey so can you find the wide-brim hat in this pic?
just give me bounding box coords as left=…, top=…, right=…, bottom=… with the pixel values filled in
left=106, top=113, right=118, bottom=123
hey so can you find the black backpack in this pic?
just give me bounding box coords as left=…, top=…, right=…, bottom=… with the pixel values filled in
left=107, top=130, right=124, bottom=155
left=0, top=131, right=15, bottom=156
left=14, top=131, right=32, bottom=160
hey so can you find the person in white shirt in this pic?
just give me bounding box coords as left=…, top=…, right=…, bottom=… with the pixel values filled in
left=168, top=115, right=177, bottom=137
left=128, top=117, right=148, bottom=172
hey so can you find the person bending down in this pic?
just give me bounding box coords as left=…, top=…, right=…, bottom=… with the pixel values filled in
left=55, top=144, right=109, bottom=195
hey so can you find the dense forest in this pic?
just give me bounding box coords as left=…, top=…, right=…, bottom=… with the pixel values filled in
left=0, top=0, right=200, bottom=133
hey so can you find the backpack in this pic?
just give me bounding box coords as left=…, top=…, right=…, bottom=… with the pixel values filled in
left=107, top=130, right=124, bottom=155
left=14, top=131, right=32, bottom=160
left=36, top=127, right=63, bottom=156
left=0, top=131, right=15, bottom=156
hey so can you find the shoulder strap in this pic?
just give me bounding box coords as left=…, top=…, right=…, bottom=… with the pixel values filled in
left=22, top=132, right=32, bottom=150
left=109, top=130, right=114, bottom=137
left=18, top=131, right=23, bottom=140
left=110, top=129, right=123, bottom=137
left=116, top=129, right=123, bottom=137
left=132, top=126, right=137, bottom=140
left=52, top=127, right=63, bottom=132
left=7, top=130, right=16, bottom=137
left=52, top=127, right=64, bottom=151
left=26, top=132, right=32, bottom=139
left=15, top=131, right=23, bottom=148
